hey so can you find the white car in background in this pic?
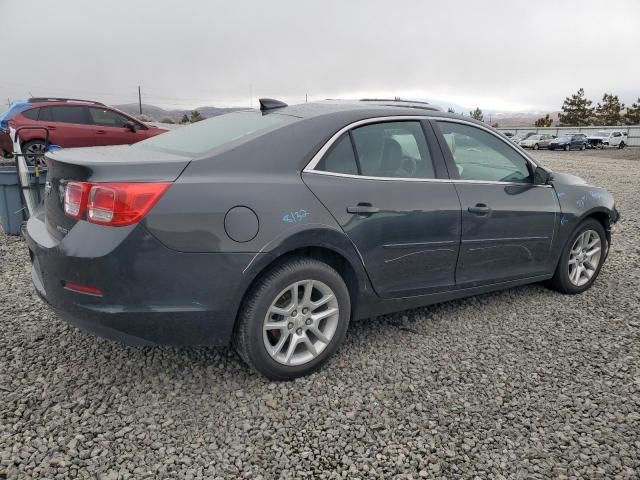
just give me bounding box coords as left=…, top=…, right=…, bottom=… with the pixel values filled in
left=587, top=131, right=628, bottom=149
left=519, top=134, right=556, bottom=150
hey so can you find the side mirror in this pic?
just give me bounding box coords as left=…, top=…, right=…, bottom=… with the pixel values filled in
left=125, top=121, right=137, bottom=133
left=534, top=166, right=553, bottom=185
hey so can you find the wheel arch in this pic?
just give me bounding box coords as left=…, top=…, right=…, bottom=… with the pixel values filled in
left=231, top=227, right=375, bottom=332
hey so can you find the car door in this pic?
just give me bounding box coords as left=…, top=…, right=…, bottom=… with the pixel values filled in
left=302, top=119, right=462, bottom=299
left=87, top=107, right=148, bottom=146
left=45, top=106, right=98, bottom=147
left=433, top=120, right=558, bottom=287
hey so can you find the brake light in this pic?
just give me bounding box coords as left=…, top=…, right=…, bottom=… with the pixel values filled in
left=64, top=182, right=170, bottom=226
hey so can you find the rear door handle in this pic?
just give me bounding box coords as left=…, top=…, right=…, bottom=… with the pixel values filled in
left=96, top=130, right=106, bottom=134
left=46, top=125, right=56, bottom=130
left=468, top=203, right=491, bottom=215
left=347, top=203, right=380, bottom=214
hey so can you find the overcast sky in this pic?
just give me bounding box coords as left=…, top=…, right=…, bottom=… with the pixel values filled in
left=1, top=0, right=639, bottom=113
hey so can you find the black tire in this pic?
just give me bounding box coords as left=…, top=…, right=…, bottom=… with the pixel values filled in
left=546, top=219, right=607, bottom=294
left=564, top=144, right=570, bottom=151
left=618, top=142, right=626, bottom=149
left=233, top=257, right=351, bottom=380
left=533, top=143, right=539, bottom=150
left=21, top=140, right=47, bottom=166
left=580, top=144, right=586, bottom=151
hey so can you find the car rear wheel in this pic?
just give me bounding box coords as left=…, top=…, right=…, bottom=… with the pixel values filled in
left=547, top=219, right=607, bottom=294
left=580, top=144, right=586, bottom=151
left=533, top=143, right=539, bottom=150
left=233, top=257, right=351, bottom=380
left=22, top=140, right=47, bottom=166
left=564, top=144, right=570, bottom=151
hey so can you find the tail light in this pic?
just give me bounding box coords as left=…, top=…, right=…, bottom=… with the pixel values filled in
left=63, top=182, right=170, bottom=226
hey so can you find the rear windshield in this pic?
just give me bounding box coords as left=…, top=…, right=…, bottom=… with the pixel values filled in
left=137, top=110, right=295, bottom=156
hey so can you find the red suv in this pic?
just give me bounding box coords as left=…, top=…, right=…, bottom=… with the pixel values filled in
left=0, top=98, right=167, bottom=161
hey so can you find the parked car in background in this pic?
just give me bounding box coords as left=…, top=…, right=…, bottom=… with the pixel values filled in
left=519, top=134, right=555, bottom=150
left=548, top=133, right=588, bottom=151
left=0, top=98, right=167, bottom=163
left=511, top=132, right=536, bottom=144
left=26, top=99, right=619, bottom=379
left=587, top=130, right=628, bottom=149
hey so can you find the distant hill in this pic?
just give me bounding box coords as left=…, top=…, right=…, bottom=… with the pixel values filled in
left=114, top=103, right=243, bottom=122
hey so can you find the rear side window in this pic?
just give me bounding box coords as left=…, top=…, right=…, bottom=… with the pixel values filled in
left=38, top=107, right=53, bottom=122
left=351, top=121, right=435, bottom=179
left=51, top=106, right=90, bottom=124
left=139, top=110, right=294, bottom=155
left=22, top=108, right=39, bottom=120
left=315, top=134, right=358, bottom=175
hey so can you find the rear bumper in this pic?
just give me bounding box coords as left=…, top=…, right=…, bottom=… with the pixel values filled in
left=25, top=211, right=266, bottom=346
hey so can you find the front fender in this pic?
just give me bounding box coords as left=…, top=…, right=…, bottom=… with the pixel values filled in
left=551, top=181, right=617, bottom=261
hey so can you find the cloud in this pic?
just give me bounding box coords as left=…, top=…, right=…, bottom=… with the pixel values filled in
left=1, top=0, right=638, bottom=112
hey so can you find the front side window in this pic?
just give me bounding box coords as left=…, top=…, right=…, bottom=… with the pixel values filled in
left=51, top=106, right=90, bottom=124
left=351, top=121, right=435, bottom=179
left=437, top=121, right=531, bottom=184
left=89, top=107, right=132, bottom=128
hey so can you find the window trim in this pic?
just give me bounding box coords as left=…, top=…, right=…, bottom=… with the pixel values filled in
left=303, top=116, right=547, bottom=186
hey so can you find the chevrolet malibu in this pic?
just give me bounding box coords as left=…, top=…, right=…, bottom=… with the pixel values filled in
left=26, top=99, right=619, bottom=380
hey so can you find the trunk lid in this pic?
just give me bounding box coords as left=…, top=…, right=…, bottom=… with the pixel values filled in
left=43, top=144, right=190, bottom=239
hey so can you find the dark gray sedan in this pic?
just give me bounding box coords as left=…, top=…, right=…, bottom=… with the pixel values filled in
left=26, top=100, right=619, bottom=379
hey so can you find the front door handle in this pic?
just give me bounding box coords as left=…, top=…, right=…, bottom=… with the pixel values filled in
left=468, top=203, right=491, bottom=215
left=347, top=203, right=380, bottom=215
left=96, top=130, right=106, bottom=134
left=46, top=125, right=57, bottom=130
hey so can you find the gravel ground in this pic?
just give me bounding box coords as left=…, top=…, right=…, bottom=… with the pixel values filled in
left=1, top=149, right=639, bottom=479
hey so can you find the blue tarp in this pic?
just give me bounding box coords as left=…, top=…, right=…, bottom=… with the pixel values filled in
left=0, top=100, right=31, bottom=131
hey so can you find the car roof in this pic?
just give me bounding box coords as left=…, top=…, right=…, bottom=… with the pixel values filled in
left=264, top=100, right=477, bottom=125
left=27, top=97, right=106, bottom=107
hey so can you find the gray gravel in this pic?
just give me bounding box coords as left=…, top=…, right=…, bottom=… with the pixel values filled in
left=2, top=149, right=639, bottom=479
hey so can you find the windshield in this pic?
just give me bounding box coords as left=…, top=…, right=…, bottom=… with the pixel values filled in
left=137, top=110, right=296, bottom=156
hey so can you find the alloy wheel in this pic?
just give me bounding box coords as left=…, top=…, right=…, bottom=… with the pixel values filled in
left=568, top=229, right=602, bottom=287
left=263, top=279, right=340, bottom=366
left=24, top=142, right=46, bottom=165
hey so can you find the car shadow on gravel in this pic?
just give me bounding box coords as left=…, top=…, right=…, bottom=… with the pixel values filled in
left=47, top=281, right=553, bottom=389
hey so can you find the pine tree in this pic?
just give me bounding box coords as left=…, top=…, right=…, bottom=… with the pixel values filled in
left=558, top=88, right=594, bottom=126
left=624, top=98, right=640, bottom=125
left=190, top=110, right=204, bottom=123
left=469, top=107, right=484, bottom=122
left=534, top=114, right=553, bottom=127
left=595, top=93, right=624, bottom=125
left=447, top=107, right=455, bottom=114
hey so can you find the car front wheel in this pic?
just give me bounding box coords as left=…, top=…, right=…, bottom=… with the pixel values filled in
left=564, top=144, right=570, bottom=151
left=547, top=219, right=607, bottom=294
left=533, top=143, right=539, bottom=150
left=233, top=257, right=351, bottom=380
left=619, top=141, right=626, bottom=149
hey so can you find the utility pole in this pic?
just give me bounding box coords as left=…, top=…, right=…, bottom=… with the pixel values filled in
left=138, top=86, right=142, bottom=115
